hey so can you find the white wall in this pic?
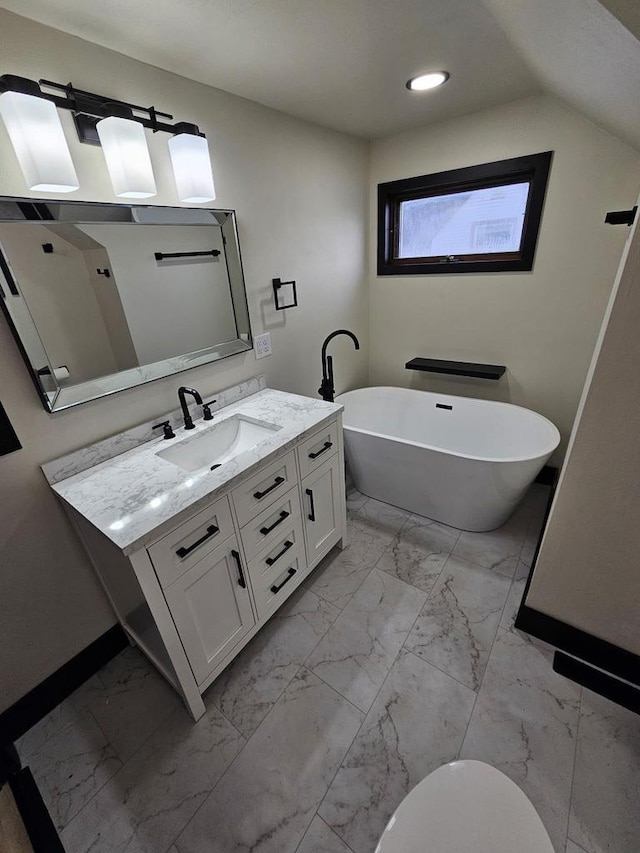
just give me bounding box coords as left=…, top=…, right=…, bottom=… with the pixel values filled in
left=368, top=95, right=640, bottom=463
left=0, top=9, right=368, bottom=711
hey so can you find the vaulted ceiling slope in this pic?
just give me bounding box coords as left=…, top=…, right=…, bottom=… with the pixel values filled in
left=0, top=0, right=638, bottom=149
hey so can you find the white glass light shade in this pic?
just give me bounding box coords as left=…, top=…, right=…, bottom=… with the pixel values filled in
left=0, top=91, right=79, bottom=192
left=96, top=115, right=156, bottom=199
left=168, top=133, right=216, bottom=203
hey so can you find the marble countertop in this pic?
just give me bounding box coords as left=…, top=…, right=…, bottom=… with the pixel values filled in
left=52, top=389, right=342, bottom=555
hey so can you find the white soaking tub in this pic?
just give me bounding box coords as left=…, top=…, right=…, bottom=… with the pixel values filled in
left=336, top=387, right=560, bottom=531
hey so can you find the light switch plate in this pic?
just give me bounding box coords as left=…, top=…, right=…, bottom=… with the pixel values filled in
left=254, top=332, right=272, bottom=359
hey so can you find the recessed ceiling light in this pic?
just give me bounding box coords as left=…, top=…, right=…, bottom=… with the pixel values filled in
left=406, top=72, right=450, bottom=92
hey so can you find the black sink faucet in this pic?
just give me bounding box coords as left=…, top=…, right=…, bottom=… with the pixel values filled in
left=319, top=329, right=360, bottom=402
left=178, top=386, right=203, bottom=430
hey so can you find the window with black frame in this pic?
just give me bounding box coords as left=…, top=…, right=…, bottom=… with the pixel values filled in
left=377, top=151, right=552, bottom=276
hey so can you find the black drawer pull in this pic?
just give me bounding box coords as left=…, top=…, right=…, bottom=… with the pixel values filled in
left=270, top=567, right=296, bottom=594
left=308, top=440, right=332, bottom=459
left=253, top=476, right=285, bottom=500
left=231, top=549, right=247, bottom=589
left=175, top=524, right=219, bottom=558
left=265, top=540, right=293, bottom=566
left=306, top=488, right=316, bottom=522
left=260, top=510, right=289, bottom=536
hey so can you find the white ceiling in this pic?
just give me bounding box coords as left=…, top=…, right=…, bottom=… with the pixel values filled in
left=0, top=0, right=638, bottom=148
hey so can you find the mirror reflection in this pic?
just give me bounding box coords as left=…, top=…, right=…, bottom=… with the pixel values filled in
left=0, top=200, right=252, bottom=412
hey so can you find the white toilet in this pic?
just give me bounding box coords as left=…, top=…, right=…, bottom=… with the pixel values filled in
left=375, top=760, right=555, bottom=853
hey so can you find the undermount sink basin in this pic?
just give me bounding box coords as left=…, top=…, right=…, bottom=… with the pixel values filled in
left=156, top=415, right=281, bottom=472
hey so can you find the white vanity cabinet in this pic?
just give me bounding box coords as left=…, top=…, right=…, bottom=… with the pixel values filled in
left=302, top=457, right=344, bottom=566
left=65, top=408, right=347, bottom=721
left=163, top=535, right=255, bottom=684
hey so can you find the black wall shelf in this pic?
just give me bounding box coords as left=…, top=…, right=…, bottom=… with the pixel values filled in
left=405, top=357, right=506, bottom=381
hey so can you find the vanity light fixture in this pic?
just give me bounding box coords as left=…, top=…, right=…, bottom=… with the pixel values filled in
left=406, top=71, right=450, bottom=91
left=168, top=124, right=216, bottom=203
left=0, top=75, right=79, bottom=193
left=0, top=75, right=216, bottom=202
left=96, top=104, right=157, bottom=198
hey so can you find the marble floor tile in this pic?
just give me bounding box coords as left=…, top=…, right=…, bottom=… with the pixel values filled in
left=305, top=522, right=390, bottom=610
left=17, top=690, right=121, bottom=831
left=519, top=533, right=538, bottom=571
left=207, top=587, right=339, bottom=737
left=500, top=576, right=527, bottom=633
left=347, top=498, right=410, bottom=543
left=452, top=523, right=524, bottom=578
left=499, top=577, right=553, bottom=653
left=306, top=569, right=427, bottom=711
left=460, top=628, right=581, bottom=852
left=318, top=650, right=475, bottom=853
left=515, top=557, right=532, bottom=581
left=404, top=556, right=510, bottom=690
left=175, top=668, right=364, bottom=853
left=86, top=645, right=180, bottom=763
left=296, top=815, right=353, bottom=853
left=375, top=514, right=459, bottom=593
left=566, top=841, right=589, bottom=853
left=61, top=702, right=245, bottom=853
left=345, top=482, right=368, bottom=511
left=568, top=690, right=640, bottom=853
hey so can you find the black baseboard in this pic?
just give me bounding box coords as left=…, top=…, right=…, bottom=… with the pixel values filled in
left=553, top=652, right=640, bottom=715
left=534, top=464, right=559, bottom=486
left=0, top=624, right=127, bottom=743
left=9, top=766, right=66, bottom=852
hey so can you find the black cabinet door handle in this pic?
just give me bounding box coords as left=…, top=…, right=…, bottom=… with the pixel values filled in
left=231, top=549, right=246, bottom=589
left=253, top=476, right=285, bottom=500
left=265, top=540, right=293, bottom=566
left=270, top=567, right=296, bottom=594
left=306, top=488, right=316, bottom=522
left=308, top=440, right=332, bottom=459
left=260, top=510, right=289, bottom=536
left=175, top=524, right=219, bottom=558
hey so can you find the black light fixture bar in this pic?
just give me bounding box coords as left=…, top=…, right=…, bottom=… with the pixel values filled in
left=0, top=75, right=204, bottom=139
left=39, top=79, right=175, bottom=123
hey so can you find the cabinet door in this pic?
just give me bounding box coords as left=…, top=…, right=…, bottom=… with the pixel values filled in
left=302, top=455, right=343, bottom=567
left=164, top=536, right=255, bottom=684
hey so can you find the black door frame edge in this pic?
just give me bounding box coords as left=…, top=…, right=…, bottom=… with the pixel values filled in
left=553, top=652, right=640, bottom=715
left=516, top=605, right=640, bottom=686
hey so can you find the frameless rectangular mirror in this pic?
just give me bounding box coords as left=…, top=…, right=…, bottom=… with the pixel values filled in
left=0, top=198, right=252, bottom=412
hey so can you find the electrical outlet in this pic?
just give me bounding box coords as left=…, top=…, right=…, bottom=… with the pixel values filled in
left=254, top=332, right=272, bottom=360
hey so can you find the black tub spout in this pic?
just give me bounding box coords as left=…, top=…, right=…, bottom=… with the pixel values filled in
left=319, top=329, right=360, bottom=402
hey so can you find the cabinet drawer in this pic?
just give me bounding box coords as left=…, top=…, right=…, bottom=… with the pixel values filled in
left=240, top=486, right=302, bottom=562
left=247, top=522, right=306, bottom=587
left=249, top=549, right=306, bottom=621
left=148, top=495, right=234, bottom=588
left=297, top=421, right=339, bottom=480
left=232, top=451, right=297, bottom=526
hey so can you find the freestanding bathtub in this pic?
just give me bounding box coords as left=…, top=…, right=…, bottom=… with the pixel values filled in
left=335, top=387, right=560, bottom=531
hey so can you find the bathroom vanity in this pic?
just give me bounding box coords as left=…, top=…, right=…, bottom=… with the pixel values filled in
left=44, top=385, right=346, bottom=720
